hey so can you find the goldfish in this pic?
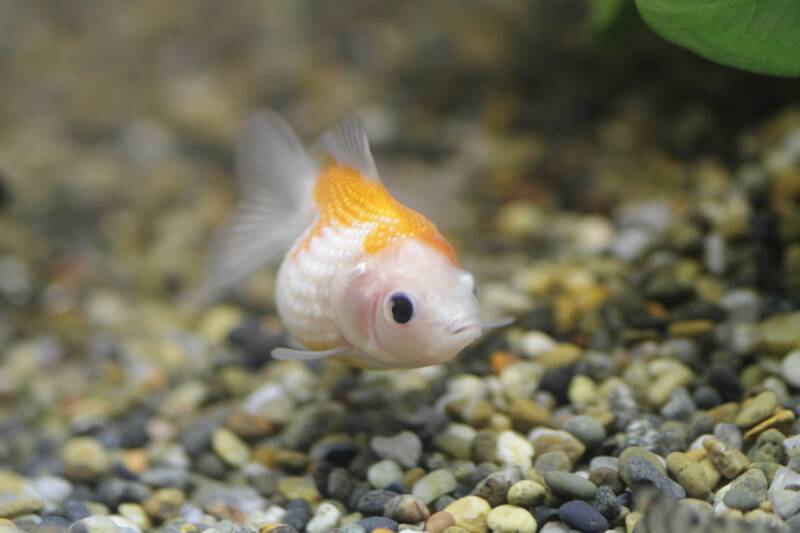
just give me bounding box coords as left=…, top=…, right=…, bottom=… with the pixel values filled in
left=204, top=109, right=507, bottom=368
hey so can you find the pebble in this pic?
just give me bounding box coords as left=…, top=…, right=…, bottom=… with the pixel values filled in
left=626, top=457, right=686, bottom=500
left=471, top=467, right=522, bottom=507
left=494, top=430, right=534, bottom=469
left=67, top=516, right=119, bottom=533
left=277, top=476, right=320, bottom=503
left=358, top=490, right=398, bottom=516
left=506, top=480, right=546, bottom=507
left=284, top=499, right=312, bottom=531
left=723, top=468, right=768, bottom=512
left=735, top=391, right=779, bottom=428
left=0, top=497, right=44, bottom=519
left=528, top=429, right=585, bottom=465
left=543, top=471, right=598, bottom=500
left=519, top=331, right=557, bottom=357
left=485, top=505, right=536, bottom=533
left=434, top=424, right=476, bottom=460
left=590, top=485, right=619, bottom=520
left=748, top=428, right=786, bottom=463
left=703, top=436, right=750, bottom=478
left=557, top=500, right=608, bottom=533
left=371, top=432, right=423, bottom=469
left=666, top=452, right=711, bottom=498
left=306, top=502, right=342, bottom=533
left=758, top=311, right=800, bottom=353
left=211, top=428, right=250, bottom=467
left=367, top=460, right=404, bottom=489
left=384, top=494, right=429, bottom=524
left=142, top=488, right=184, bottom=521
left=443, top=496, right=491, bottom=533
left=507, top=398, right=551, bottom=432
left=534, top=451, right=572, bottom=473
left=425, top=511, right=455, bottom=533
left=781, top=350, right=800, bottom=388
left=61, top=438, right=111, bottom=482
left=412, top=470, right=457, bottom=506
left=562, top=415, right=606, bottom=449
left=357, top=516, right=399, bottom=532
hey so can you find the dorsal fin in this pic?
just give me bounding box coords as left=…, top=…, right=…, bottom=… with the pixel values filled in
left=320, top=113, right=380, bottom=182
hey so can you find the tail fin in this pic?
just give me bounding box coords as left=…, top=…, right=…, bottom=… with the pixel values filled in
left=202, top=109, right=318, bottom=299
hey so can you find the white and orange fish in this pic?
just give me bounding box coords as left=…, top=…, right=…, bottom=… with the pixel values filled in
left=204, top=109, right=507, bottom=368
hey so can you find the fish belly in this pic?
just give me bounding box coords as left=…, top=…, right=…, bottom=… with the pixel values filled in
left=275, top=223, right=370, bottom=350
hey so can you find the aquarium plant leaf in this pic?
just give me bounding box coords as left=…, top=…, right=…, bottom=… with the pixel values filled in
left=635, top=0, right=800, bottom=77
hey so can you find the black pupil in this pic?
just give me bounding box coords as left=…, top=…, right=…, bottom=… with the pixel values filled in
left=390, top=294, right=414, bottom=324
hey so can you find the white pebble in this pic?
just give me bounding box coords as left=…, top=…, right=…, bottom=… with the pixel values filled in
left=306, top=502, right=342, bottom=533
left=781, top=350, right=800, bottom=388
left=495, top=430, right=534, bottom=469
left=519, top=331, right=557, bottom=358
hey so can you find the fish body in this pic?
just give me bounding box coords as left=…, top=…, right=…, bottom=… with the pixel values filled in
left=205, top=110, right=488, bottom=368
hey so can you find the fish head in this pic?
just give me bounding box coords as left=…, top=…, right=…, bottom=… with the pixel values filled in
left=332, top=239, right=481, bottom=368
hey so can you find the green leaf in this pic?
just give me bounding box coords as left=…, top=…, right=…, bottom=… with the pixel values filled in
left=635, top=0, right=800, bottom=77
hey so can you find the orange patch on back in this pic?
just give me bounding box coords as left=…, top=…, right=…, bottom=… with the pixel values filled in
left=297, top=164, right=457, bottom=263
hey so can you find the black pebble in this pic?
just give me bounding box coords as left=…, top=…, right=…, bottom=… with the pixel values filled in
left=532, top=506, right=559, bottom=526
left=327, top=467, right=354, bottom=501
left=0, top=169, right=9, bottom=209
left=559, top=500, right=610, bottom=533
left=692, top=385, right=722, bottom=409
left=284, top=499, right=312, bottom=531
left=591, top=485, right=621, bottom=520
left=705, top=364, right=743, bottom=402
left=538, top=365, right=576, bottom=404
left=357, top=489, right=398, bottom=516
left=63, top=500, right=91, bottom=522
left=618, top=490, right=634, bottom=509
left=357, top=516, right=399, bottom=532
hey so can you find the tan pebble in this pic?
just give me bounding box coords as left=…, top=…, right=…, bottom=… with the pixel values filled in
left=703, top=437, right=750, bottom=479
left=666, top=452, right=711, bottom=498
left=276, top=476, right=320, bottom=503
left=699, top=458, right=721, bottom=488
left=706, top=402, right=739, bottom=423
left=144, top=488, right=185, bottom=521
left=123, top=449, right=148, bottom=475
left=371, top=529, right=394, bottom=533
left=685, top=448, right=706, bottom=462
left=444, top=496, right=491, bottom=533
left=668, top=319, right=714, bottom=337
left=625, top=511, right=642, bottom=533
left=743, top=409, right=795, bottom=443
left=426, top=510, right=456, bottom=533
left=507, top=480, right=546, bottom=507
left=486, top=504, right=537, bottom=533
left=647, top=362, right=694, bottom=406
left=507, top=397, right=551, bottom=432
left=529, top=429, right=585, bottom=464
left=568, top=375, right=597, bottom=409
left=442, top=527, right=471, bottom=533
left=403, top=467, right=427, bottom=487
left=538, top=343, right=582, bottom=369
left=735, top=391, right=779, bottom=429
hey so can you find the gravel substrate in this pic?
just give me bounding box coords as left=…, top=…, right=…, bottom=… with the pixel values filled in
left=2, top=3, right=800, bottom=533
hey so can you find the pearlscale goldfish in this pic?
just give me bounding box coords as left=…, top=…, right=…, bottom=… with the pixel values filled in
left=204, top=109, right=507, bottom=368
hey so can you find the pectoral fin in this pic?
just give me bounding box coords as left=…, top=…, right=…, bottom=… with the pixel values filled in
left=271, top=345, right=350, bottom=361
left=482, top=316, right=515, bottom=330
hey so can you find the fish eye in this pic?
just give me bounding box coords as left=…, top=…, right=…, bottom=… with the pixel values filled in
left=387, top=292, right=415, bottom=324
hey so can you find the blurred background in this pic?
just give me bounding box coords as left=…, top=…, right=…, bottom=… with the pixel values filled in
left=1, top=1, right=798, bottom=306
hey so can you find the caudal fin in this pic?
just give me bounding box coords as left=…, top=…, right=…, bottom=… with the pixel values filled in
left=201, top=109, right=318, bottom=300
